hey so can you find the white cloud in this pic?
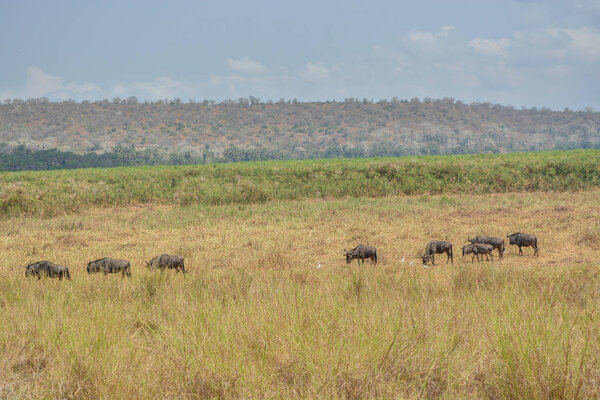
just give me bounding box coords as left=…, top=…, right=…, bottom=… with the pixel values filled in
left=226, top=57, right=266, bottom=74
left=301, top=62, right=329, bottom=81
left=0, top=67, right=100, bottom=100
left=111, top=83, right=128, bottom=97
left=409, top=31, right=437, bottom=47
left=468, top=38, right=511, bottom=56
left=134, top=76, right=189, bottom=99
left=543, top=27, right=600, bottom=62
left=562, top=27, right=600, bottom=61
left=24, top=67, right=64, bottom=98
left=22, top=67, right=99, bottom=99
left=409, top=26, right=454, bottom=47
left=65, top=82, right=101, bottom=94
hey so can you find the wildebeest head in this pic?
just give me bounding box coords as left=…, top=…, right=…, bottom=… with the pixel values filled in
left=87, top=260, right=102, bottom=274
left=507, top=233, right=518, bottom=245
left=145, top=260, right=152, bottom=268
left=462, top=244, right=474, bottom=256
left=25, top=264, right=33, bottom=276
left=344, top=248, right=353, bottom=264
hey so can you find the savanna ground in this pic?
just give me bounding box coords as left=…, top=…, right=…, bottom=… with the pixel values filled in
left=2, top=189, right=600, bottom=399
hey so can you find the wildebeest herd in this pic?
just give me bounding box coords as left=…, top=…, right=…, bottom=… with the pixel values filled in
left=23, top=233, right=538, bottom=280
left=23, top=254, right=186, bottom=280
left=345, top=232, right=539, bottom=266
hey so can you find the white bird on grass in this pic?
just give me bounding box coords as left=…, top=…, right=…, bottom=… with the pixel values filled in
left=401, top=257, right=405, bottom=263
left=317, top=263, right=321, bottom=269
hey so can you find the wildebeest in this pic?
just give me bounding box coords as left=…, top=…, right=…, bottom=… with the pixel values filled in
left=146, top=254, right=186, bottom=273
left=344, top=245, right=378, bottom=265
left=87, top=257, right=131, bottom=277
left=506, top=232, right=539, bottom=256
left=468, top=236, right=505, bottom=259
left=25, top=261, right=71, bottom=280
left=462, top=243, right=494, bottom=263
left=422, top=241, right=453, bottom=265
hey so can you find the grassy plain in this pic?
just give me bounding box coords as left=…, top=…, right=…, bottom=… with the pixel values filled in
left=2, top=187, right=600, bottom=399
left=1, top=149, right=600, bottom=217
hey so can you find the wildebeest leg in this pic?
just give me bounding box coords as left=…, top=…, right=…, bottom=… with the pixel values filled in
left=490, top=253, right=494, bottom=262
left=471, top=254, right=476, bottom=263
left=498, top=248, right=503, bottom=259
left=431, top=254, right=435, bottom=266
left=518, top=246, right=523, bottom=256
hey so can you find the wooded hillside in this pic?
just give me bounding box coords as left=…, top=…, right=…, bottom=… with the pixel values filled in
left=1, top=98, right=598, bottom=159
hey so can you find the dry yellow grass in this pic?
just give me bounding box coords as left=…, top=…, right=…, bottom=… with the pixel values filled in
left=1, top=190, right=600, bottom=399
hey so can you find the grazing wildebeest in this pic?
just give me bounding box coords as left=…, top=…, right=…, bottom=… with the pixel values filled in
left=87, top=257, right=131, bottom=277
left=344, top=245, right=378, bottom=265
left=506, top=233, right=539, bottom=256
left=146, top=254, right=186, bottom=273
left=422, top=241, right=453, bottom=265
left=462, top=243, right=494, bottom=263
left=468, top=236, right=505, bottom=259
left=25, top=261, right=71, bottom=280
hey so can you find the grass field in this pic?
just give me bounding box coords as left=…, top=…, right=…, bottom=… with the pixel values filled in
left=2, top=186, right=600, bottom=399
left=1, top=149, right=600, bottom=217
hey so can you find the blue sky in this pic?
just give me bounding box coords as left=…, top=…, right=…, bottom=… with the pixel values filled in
left=1, top=0, right=599, bottom=109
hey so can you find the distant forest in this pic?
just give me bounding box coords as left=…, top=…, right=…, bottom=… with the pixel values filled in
left=0, top=97, right=599, bottom=170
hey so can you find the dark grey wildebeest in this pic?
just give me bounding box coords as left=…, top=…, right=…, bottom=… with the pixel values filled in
left=25, top=261, right=71, bottom=280
left=87, top=257, right=131, bottom=277
left=462, top=243, right=494, bottom=263
left=468, top=236, right=505, bottom=259
left=146, top=254, right=186, bottom=273
left=422, top=241, right=453, bottom=265
left=344, top=245, right=378, bottom=265
left=506, top=233, right=539, bottom=256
